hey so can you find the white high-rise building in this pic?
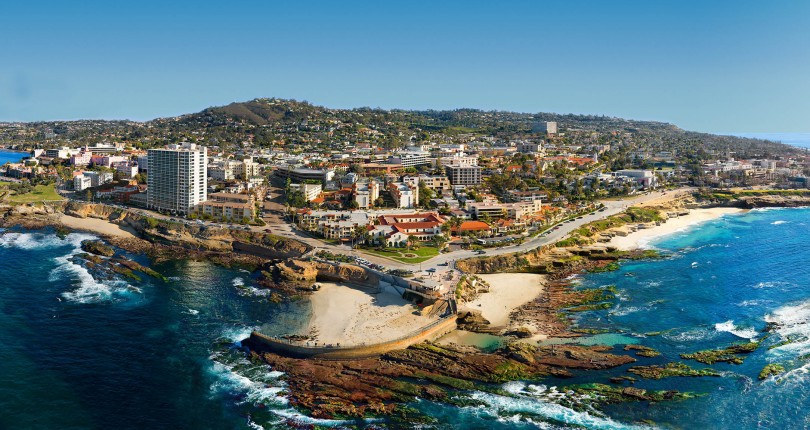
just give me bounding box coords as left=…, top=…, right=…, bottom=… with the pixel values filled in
left=147, top=143, right=208, bottom=214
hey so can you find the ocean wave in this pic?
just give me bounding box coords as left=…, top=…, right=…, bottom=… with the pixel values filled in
left=609, top=306, right=641, bottom=317
left=220, top=326, right=257, bottom=344
left=0, top=231, right=95, bottom=251
left=714, top=320, right=759, bottom=340
left=44, top=234, right=141, bottom=304
left=771, top=220, right=789, bottom=225
left=752, top=281, right=791, bottom=290
left=663, top=327, right=719, bottom=343
left=764, top=300, right=810, bottom=357
left=208, top=360, right=288, bottom=406
left=232, top=277, right=245, bottom=287
left=736, top=299, right=774, bottom=307
left=466, top=389, right=648, bottom=430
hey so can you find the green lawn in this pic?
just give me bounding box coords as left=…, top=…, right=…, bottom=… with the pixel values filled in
left=362, top=246, right=440, bottom=264
left=8, top=184, right=63, bottom=203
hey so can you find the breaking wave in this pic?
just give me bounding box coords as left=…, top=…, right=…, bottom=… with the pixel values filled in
left=714, top=320, right=759, bottom=340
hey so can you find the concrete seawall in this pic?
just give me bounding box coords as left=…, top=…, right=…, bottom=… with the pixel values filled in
left=249, top=315, right=458, bottom=360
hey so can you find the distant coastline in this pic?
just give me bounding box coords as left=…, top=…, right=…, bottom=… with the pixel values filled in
left=721, top=132, right=810, bottom=149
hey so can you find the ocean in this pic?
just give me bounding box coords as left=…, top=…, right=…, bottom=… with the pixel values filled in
left=723, top=132, right=810, bottom=149
left=1, top=208, right=809, bottom=429
left=0, top=149, right=27, bottom=165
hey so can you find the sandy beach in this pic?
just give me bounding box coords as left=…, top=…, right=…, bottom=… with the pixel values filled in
left=59, top=214, right=138, bottom=239
left=608, top=207, right=744, bottom=250
left=463, top=273, right=545, bottom=327
left=306, top=282, right=436, bottom=346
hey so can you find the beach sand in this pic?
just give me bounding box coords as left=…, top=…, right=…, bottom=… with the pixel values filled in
left=463, top=273, right=546, bottom=327
left=59, top=214, right=138, bottom=239
left=608, top=207, right=744, bottom=250
left=306, top=282, right=435, bottom=346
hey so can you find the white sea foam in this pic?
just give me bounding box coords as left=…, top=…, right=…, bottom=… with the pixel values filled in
left=765, top=300, right=810, bottom=357
left=771, top=220, right=788, bottom=225
left=663, top=327, right=718, bottom=343
left=221, top=326, right=256, bottom=344
left=184, top=308, right=200, bottom=315
left=466, top=389, right=649, bottom=430
left=208, top=360, right=288, bottom=406
left=35, top=232, right=140, bottom=304
left=232, top=277, right=245, bottom=287
left=736, top=299, right=773, bottom=307
left=752, top=281, right=790, bottom=290
left=714, top=320, right=759, bottom=340
left=609, top=306, right=641, bottom=317
left=0, top=231, right=94, bottom=251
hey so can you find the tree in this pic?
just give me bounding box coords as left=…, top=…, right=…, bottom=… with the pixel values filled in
left=345, top=199, right=360, bottom=210
left=406, top=235, right=417, bottom=250
left=286, top=190, right=307, bottom=208
left=374, top=197, right=385, bottom=208
left=432, top=234, right=448, bottom=250
left=351, top=225, right=368, bottom=249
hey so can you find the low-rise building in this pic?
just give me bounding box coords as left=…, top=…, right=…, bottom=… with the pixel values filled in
left=70, top=151, right=93, bottom=166
left=352, top=180, right=379, bottom=209
left=446, top=165, right=482, bottom=185
left=388, top=182, right=418, bottom=208
left=196, top=192, right=256, bottom=221
left=289, top=182, right=323, bottom=202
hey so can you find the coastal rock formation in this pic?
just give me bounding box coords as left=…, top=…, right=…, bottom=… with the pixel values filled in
left=271, top=259, right=379, bottom=289
left=455, top=310, right=493, bottom=332
left=62, top=202, right=311, bottom=259
left=81, top=240, right=115, bottom=257
left=244, top=340, right=635, bottom=419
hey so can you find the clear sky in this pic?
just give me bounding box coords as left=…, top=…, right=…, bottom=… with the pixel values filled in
left=1, top=0, right=809, bottom=132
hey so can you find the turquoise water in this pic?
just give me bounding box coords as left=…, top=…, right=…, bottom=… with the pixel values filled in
left=2, top=208, right=810, bottom=429
left=0, top=149, right=27, bottom=165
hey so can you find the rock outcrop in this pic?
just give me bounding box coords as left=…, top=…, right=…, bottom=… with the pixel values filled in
left=244, top=340, right=634, bottom=420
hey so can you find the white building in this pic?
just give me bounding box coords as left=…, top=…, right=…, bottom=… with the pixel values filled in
left=517, top=141, right=543, bottom=154
left=534, top=121, right=557, bottom=134
left=388, top=182, right=418, bottom=208
left=388, top=150, right=431, bottom=168
left=613, top=169, right=657, bottom=189
left=353, top=180, right=380, bottom=209
left=147, top=143, right=208, bottom=214
left=45, top=147, right=80, bottom=159
left=70, top=151, right=93, bottom=166
left=74, top=175, right=92, bottom=191
left=441, top=153, right=478, bottom=168
left=116, top=162, right=139, bottom=179
left=289, top=182, right=323, bottom=202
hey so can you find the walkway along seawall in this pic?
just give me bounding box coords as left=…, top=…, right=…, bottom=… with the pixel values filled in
left=248, top=314, right=458, bottom=360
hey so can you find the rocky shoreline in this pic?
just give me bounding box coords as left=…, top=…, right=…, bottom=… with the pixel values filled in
left=3, top=193, right=810, bottom=422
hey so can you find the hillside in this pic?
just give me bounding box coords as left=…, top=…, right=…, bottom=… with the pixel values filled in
left=0, top=98, right=799, bottom=160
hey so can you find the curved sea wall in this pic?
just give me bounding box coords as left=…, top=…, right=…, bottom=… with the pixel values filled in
left=248, top=315, right=458, bottom=360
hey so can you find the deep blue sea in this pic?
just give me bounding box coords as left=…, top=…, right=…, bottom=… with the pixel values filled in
left=1, top=207, right=809, bottom=429
left=0, top=149, right=27, bottom=165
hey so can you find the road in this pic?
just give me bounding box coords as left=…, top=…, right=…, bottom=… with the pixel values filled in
left=61, top=184, right=693, bottom=275
left=267, top=187, right=695, bottom=272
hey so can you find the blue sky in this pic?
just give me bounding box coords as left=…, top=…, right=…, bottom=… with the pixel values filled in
left=1, top=0, right=809, bottom=132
